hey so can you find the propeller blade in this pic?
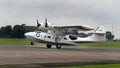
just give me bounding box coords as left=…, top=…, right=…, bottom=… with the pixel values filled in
left=45, top=18, right=47, bottom=23
left=45, top=18, right=48, bottom=27
left=37, top=19, right=41, bottom=28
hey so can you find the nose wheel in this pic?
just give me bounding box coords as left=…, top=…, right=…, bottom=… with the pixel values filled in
left=46, top=44, right=52, bottom=48
left=30, top=42, right=34, bottom=45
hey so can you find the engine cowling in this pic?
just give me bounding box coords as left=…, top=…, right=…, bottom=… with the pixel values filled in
left=38, top=23, right=54, bottom=30
left=37, top=18, right=55, bottom=30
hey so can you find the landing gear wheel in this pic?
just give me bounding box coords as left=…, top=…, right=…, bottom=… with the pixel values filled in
left=30, top=42, right=34, bottom=45
left=46, top=44, right=52, bottom=48
left=56, top=44, right=61, bottom=49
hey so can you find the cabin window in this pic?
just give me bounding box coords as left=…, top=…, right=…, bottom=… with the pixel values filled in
left=69, top=35, right=77, bottom=40
left=64, top=37, right=67, bottom=40
left=48, top=36, right=51, bottom=38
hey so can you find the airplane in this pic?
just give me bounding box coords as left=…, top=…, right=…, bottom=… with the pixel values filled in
left=24, top=18, right=106, bottom=49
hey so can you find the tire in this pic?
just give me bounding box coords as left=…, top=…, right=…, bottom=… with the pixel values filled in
left=30, top=42, right=34, bottom=45
left=46, top=44, right=52, bottom=48
left=56, top=44, right=61, bottom=49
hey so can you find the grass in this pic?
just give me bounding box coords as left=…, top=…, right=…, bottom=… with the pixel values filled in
left=0, top=64, right=120, bottom=68
left=0, top=38, right=41, bottom=45
left=62, top=64, right=120, bottom=68
left=0, top=38, right=120, bottom=47
left=0, top=38, right=29, bottom=45
left=77, top=41, right=120, bottom=47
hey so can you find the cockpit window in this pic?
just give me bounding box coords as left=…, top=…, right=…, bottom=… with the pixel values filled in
left=34, top=30, right=41, bottom=33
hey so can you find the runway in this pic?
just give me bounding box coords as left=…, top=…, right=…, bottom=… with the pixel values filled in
left=0, top=45, right=120, bottom=67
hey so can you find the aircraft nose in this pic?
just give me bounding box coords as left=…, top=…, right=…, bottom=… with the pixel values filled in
left=24, top=32, right=36, bottom=37
left=24, top=32, right=31, bottom=37
left=24, top=33, right=28, bottom=37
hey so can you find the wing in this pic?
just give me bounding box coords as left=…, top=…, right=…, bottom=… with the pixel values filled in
left=54, top=25, right=94, bottom=32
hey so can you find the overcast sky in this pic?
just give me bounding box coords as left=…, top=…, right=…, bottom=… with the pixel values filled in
left=0, top=0, right=120, bottom=39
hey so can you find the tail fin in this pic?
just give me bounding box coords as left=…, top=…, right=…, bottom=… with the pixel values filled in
left=94, top=26, right=105, bottom=34
left=90, top=26, right=106, bottom=41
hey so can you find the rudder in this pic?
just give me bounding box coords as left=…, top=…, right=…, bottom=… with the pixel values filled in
left=90, top=26, right=106, bottom=41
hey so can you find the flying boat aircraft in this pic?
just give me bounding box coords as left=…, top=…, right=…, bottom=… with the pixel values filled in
left=25, top=18, right=106, bottom=49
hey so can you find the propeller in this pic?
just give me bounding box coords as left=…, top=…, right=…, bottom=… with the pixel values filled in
left=37, top=19, right=41, bottom=28
left=45, top=18, right=48, bottom=27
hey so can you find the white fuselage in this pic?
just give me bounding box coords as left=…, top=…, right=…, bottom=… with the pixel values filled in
left=25, top=31, right=105, bottom=45
left=25, top=31, right=75, bottom=45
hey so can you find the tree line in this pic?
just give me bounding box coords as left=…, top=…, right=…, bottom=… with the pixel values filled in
left=0, top=24, right=36, bottom=38
left=0, top=24, right=114, bottom=40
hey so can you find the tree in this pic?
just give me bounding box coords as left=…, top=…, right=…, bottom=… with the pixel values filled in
left=106, top=31, right=114, bottom=41
left=0, top=24, right=37, bottom=38
left=0, top=25, right=12, bottom=38
left=11, top=25, right=25, bottom=38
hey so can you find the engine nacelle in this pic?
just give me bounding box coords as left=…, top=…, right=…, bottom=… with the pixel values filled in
left=38, top=23, right=54, bottom=30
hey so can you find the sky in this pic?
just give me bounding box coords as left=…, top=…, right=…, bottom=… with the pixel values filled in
left=0, top=0, right=120, bottom=39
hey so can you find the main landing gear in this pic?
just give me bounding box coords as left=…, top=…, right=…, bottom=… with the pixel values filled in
left=46, top=44, right=52, bottom=48
left=55, top=35, right=62, bottom=49
left=56, top=44, right=61, bottom=49
left=46, top=44, right=62, bottom=49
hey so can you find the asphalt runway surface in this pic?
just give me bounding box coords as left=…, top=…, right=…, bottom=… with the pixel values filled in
left=0, top=45, right=120, bottom=67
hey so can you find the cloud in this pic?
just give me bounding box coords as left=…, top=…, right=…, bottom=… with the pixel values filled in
left=0, top=0, right=120, bottom=38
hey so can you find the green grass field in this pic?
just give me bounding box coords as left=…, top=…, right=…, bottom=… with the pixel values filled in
left=0, top=38, right=29, bottom=45
left=0, top=64, right=120, bottom=68
left=62, top=64, right=120, bottom=68
left=0, top=38, right=120, bottom=47
left=77, top=41, right=120, bottom=47
left=0, top=38, right=41, bottom=45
